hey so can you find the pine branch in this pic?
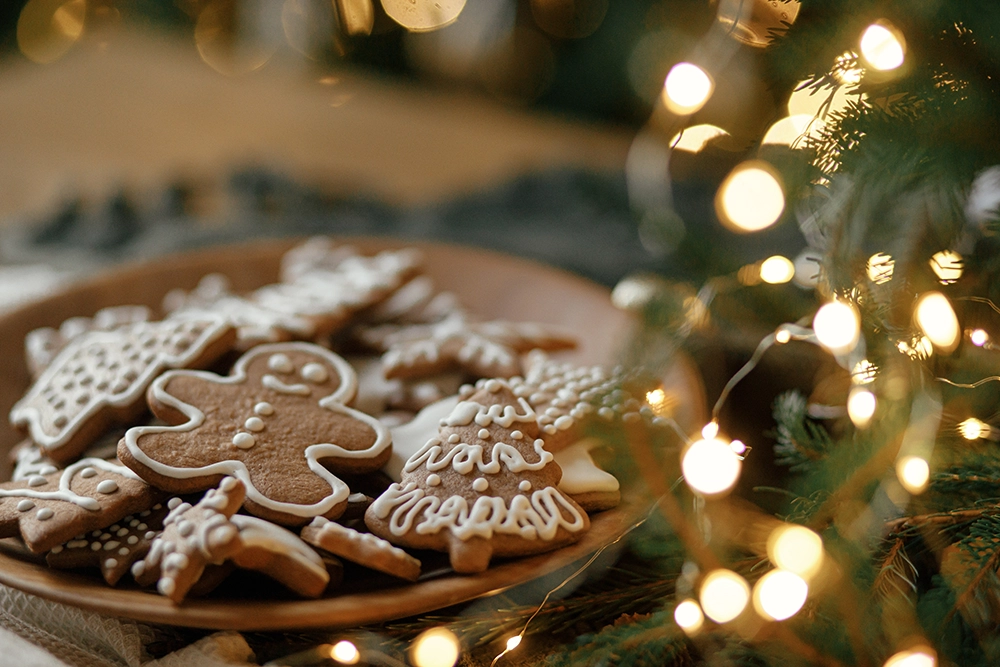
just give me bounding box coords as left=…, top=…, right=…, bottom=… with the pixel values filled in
left=874, top=539, right=918, bottom=601
left=772, top=391, right=834, bottom=471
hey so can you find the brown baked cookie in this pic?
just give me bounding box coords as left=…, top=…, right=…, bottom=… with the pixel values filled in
left=230, top=514, right=330, bottom=597
left=118, top=342, right=391, bottom=526
left=366, top=379, right=589, bottom=573
left=552, top=439, right=621, bottom=513
left=0, top=458, right=166, bottom=554
left=46, top=500, right=173, bottom=585
left=10, top=440, right=60, bottom=482
left=132, top=478, right=246, bottom=603
left=359, top=313, right=577, bottom=381
left=10, top=316, right=236, bottom=463
left=301, top=516, right=421, bottom=581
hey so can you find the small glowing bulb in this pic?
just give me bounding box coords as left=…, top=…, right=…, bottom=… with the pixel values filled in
left=761, top=115, right=825, bottom=148
left=669, top=124, right=730, bottom=152
left=700, top=569, right=751, bottom=623
left=716, top=162, right=785, bottom=232
left=330, top=640, right=360, bottom=665
left=702, top=422, right=719, bottom=439
left=663, top=63, right=714, bottom=115
left=860, top=22, right=905, bottom=71
left=852, top=359, right=878, bottom=384
left=970, top=329, right=989, bottom=346
left=505, top=635, right=522, bottom=652
left=729, top=439, right=747, bottom=455
left=753, top=570, right=809, bottom=621
left=914, top=291, right=960, bottom=353
left=867, top=252, right=895, bottom=284
left=760, top=256, right=795, bottom=284
left=674, top=599, right=705, bottom=634
left=813, top=301, right=860, bottom=354
left=884, top=646, right=936, bottom=667
left=959, top=417, right=991, bottom=441
left=411, top=628, right=461, bottom=667
left=682, top=438, right=742, bottom=496
left=647, top=389, right=666, bottom=407
left=767, top=525, right=824, bottom=580
left=930, top=250, right=963, bottom=284
left=897, top=456, right=930, bottom=494
left=848, top=388, right=877, bottom=428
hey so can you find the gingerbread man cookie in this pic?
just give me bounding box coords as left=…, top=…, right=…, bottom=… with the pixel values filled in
left=118, top=342, right=391, bottom=525
left=11, top=316, right=236, bottom=463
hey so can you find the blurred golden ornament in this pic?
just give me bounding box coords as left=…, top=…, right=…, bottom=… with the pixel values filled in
left=716, top=0, right=800, bottom=48
left=382, top=0, right=466, bottom=32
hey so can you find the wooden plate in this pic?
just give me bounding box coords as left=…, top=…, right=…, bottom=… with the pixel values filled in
left=0, top=238, right=705, bottom=630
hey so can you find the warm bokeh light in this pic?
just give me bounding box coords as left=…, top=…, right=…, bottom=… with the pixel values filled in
left=761, top=114, right=825, bottom=148
left=700, top=570, right=751, bottom=623
left=788, top=79, right=860, bottom=119
left=860, top=22, right=906, bottom=71
left=959, top=417, right=991, bottom=441
left=715, top=0, right=800, bottom=48
left=914, top=291, right=960, bottom=353
left=897, top=456, right=930, bottom=495
left=970, top=328, right=989, bottom=347
left=848, top=388, right=877, bottom=428
left=753, top=570, right=808, bottom=621
left=195, top=0, right=278, bottom=76
left=716, top=162, right=785, bottom=232
left=775, top=328, right=791, bottom=344
left=505, top=635, right=522, bottom=651
left=852, top=359, right=877, bottom=384
left=767, top=524, right=824, bottom=580
left=17, top=0, right=86, bottom=65
left=674, top=599, right=705, bottom=634
left=760, top=256, right=796, bottom=284
left=663, top=62, right=714, bottom=115
left=330, top=640, right=361, bottom=665
left=383, top=0, right=467, bottom=32
left=930, top=250, right=963, bottom=284
left=411, top=628, right=461, bottom=667
left=701, top=422, right=719, bottom=439
left=897, top=336, right=934, bottom=360
left=730, top=439, right=748, bottom=456
left=813, top=301, right=860, bottom=354
left=833, top=51, right=863, bottom=85
left=646, top=388, right=666, bottom=407
left=884, top=646, right=936, bottom=667
left=682, top=437, right=742, bottom=496
left=867, top=252, right=895, bottom=284
left=669, top=124, right=730, bottom=152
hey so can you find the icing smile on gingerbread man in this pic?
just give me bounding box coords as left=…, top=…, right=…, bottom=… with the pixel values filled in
left=118, top=342, right=392, bottom=525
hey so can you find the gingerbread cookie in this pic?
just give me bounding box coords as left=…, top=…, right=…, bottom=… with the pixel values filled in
left=278, top=237, right=360, bottom=283
left=10, top=440, right=59, bottom=482
left=301, top=516, right=421, bottom=581
left=11, top=316, right=236, bottom=463
left=383, top=395, right=460, bottom=481
left=0, top=458, right=165, bottom=554
left=132, top=478, right=246, bottom=603
left=47, top=501, right=172, bottom=585
left=366, top=379, right=589, bottom=573
left=360, top=275, right=460, bottom=326
left=25, top=305, right=152, bottom=378
left=350, top=356, right=462, bottom=418
left=119, top=342, right=391, bottom=525
left=230, top=514, right=330, bottom=597
left=359, top=312, right=577, bottom=381
left=553, top=438, right=620, bottom=512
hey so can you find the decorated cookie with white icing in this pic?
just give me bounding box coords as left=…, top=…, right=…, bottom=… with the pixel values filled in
left=10, top=440, right=59, bottom=482
left=46, top=500, right=172, bottom=585
left=554, top=438, right=621, bottom=512
left=359, top=312, right=578, bottom=381
left=365, top=379, right=589, bottom=573
left=118, top=342, right=391, bottom=526
left=0, top=458, right=165, bottom=554
left=10, top=316, right=236, bottom=463
left=301, top=515, right=421, bottom=581
left=230, top=514, right=330, bottom=597
left=132, top=478, right=246, bottom=603
left=383, top=394, right=460, bottom=481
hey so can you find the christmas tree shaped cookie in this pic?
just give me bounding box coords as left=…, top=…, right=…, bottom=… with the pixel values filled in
left=366, top=379, right=589, bottom=573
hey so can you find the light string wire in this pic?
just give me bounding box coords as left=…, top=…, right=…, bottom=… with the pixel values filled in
left=935, top=296, right=1000, bottom=388
left=489, top=496, right=666, bottom=666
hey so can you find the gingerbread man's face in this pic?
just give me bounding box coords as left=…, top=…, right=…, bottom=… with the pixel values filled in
left=119, top=343, right=391, bottom=526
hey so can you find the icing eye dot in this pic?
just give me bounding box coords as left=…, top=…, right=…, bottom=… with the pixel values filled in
left=511, top=430, right=524, bottom=440
left=519, top=480, right=532, bottom=492
left=36, top=508, right=54, bottom=521
left=301, top=363, right=329, bottom=384
left=268, top=353, right=294, bottom=374
left=97, top=480, right=119, bottom=494
left=232, top=432, right=256, bottom=449
left=17, top=499, right=35, bottom=512
left=426, top=473, right=441, bottom=487
left=254, top=402, right=274, bottom=416
left=478, top=429, right=491, bottom=440
left=244, top=417, right=265, bottom=432
left=473, top=477, right=489, bottom=492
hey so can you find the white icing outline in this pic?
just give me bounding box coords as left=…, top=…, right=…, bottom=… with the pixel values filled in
left=553, top=438, right=620, bottom=495
left=122, top=342, right=390, bottom=518
left=11, top=316, right=231, bottom=452
left=403, top=437, right=552, bottom=475
left=0, top=458, right=142, bottom=511
left=384, top=395, right=460, bottom=482
left=231, top=514, right=328, bottom=583
left=262, top=375, right=312, bottom=395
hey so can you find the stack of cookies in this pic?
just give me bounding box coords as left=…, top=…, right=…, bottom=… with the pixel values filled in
left=2, top=238, right=649, bottom=603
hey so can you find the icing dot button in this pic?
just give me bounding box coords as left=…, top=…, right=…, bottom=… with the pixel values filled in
left=519, top=480, right=532, bottom=492
left=268, top=353, right=294, bottom=374
left=244, top=417, right=265, bottom=432
left=510, top=430, right=524, bottom=440
left=35, top=508, right=54, bottom=521
left=16, top=499, right=35, bottom=512
left=232, top=432, right=256, bottom=449
left=426, top=474, right=441, bottom=487
left=97, top=480, right=119, bottom=494
left=80, top=467, right=98, bottom=479
left=28, top=475, right=47, bottom=487
left=301, top=363, right=328, bottom=383
left=254, top=402, right=274, bottom=416
left=472, top=477, right=489, bottom=492
left=477, top=428, right=491, bottom=440
left=448, top=434, right=461, bottom=444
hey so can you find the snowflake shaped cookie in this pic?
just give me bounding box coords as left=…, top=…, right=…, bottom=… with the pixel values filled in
left=118, top=342, right=391, bottom=525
